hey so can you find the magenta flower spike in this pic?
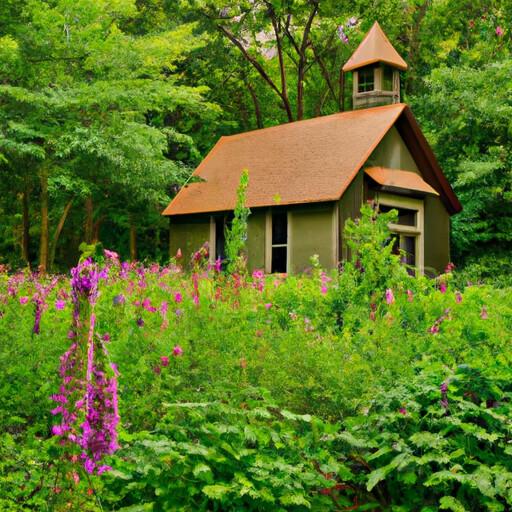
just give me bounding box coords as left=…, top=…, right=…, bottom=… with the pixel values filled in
left=51, top=259, right=120, bottom=476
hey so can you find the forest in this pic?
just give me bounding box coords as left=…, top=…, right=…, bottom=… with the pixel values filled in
left=0, top=0, right=511, bottom=274
left=1, top=2, right=512, bottom=511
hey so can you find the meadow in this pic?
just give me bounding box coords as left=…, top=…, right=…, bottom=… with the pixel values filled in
left=1, top=208, right=511, bottom=511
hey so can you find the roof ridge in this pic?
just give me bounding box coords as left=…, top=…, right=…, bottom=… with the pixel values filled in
left=223, top=103, right=406, bottom=141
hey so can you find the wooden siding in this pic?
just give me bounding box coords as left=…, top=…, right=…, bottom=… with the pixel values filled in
left=423, top=195, right=450, bottom=275
left=289, top=205, right=335, bottom=273
left=339, top=171, right=364, bottom=262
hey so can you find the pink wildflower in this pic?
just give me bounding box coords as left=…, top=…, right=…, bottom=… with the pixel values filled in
left=445, top=262, right=455, bottom=273
left=55, top=299, right=66, bottom=310
left=440, top=282, right=447, bottom=294
left=455, top=291, right=463, bottom=303
left=481, top=306, right=488, bottom=319
left=407, top=289, right=414, bottom=302
left=398, top=408, right=407, bottom=415
left=264, top=303, right=272, bottom=310
left=193, top=295, right=199, bottom=306
left=142, top=298, right=157, bottom=312
left=19, top=296, right=29, bottom=305
left=161, top=356, right=169, bottom=367
left=172, top=345, right=183, bottom=357
left=430, top=323, right=440, bottom=334
left=174, top=292, right=183, bottom=303
left=385, top=288, right=394, bottom=305
left=104, top=249, right=119, bottom=260
left=496, top=26, right=504, bottom=36
left=321, top=285, right=328, bottom=295
left=153, top=365, right=161, bottom=375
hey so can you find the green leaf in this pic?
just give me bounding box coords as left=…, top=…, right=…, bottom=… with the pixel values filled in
left=202, top=484, right=232, bottom=500
left=439, top=496, right=467, bottom=512
left=279, top=493, right=311, bottom=508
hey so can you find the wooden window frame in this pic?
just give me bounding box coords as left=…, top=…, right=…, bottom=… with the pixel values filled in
left=265, top=209, right=291, bottom=274
left=357, top=66, right=375, bottom=93
left=375, top=192, right=424, bottom=273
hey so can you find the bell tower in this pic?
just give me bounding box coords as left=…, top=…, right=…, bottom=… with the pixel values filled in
left=342, top=22, right=407, bottom=109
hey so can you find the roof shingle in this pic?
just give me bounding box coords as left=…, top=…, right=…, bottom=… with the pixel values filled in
left=163, top=103, right=406, bottom=216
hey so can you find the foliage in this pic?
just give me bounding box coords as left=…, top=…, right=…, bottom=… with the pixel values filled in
left=413, top=60, right=512, bottom=261
left=341, top=363, right=512, bottom=511
left=224, top=169, right=251, bottom=274
left=1, top=208, right=511, bottom=509
left=103, top=394, right=344, bottom=511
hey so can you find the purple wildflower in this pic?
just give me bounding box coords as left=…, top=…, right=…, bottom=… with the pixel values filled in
left=51, top=259, right=119, bottom=476
left=55, top=299, right=66, bottom=310
left=173, top=345, right=183, bottom=357
left=337, top=25, right=349, bottom=44
left=174, top=292, right=183, bottom=303
left=113, top=294, right=125, bottom=306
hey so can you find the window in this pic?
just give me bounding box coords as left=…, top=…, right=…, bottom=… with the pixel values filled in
left=266, top=210, right=288, bottom=273
left=210, top=213, right=234, bottom=266
left=358, top=67, right=375, bottom=93
left=377, top=193, right=424, bottom=273
left=382, top=65, right=394, bottom=90
left=378, top=204, right=416, bottom=226
left=215, top=216, right=226, bottom=261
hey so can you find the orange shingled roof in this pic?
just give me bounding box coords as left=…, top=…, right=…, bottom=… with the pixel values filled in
left=342, top=21, right=407, bottom=72
left=163, top=104, right=407, bottom=216
left=365, top=167, right=439, bottom=196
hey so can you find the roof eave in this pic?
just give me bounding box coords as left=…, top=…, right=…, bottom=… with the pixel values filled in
left=343, top=58, right=408, bottom=72
left=396, top=107, right=462, bottom=215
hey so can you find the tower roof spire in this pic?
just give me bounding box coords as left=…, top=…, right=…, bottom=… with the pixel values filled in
left=342, top=21, right=407, bottom=72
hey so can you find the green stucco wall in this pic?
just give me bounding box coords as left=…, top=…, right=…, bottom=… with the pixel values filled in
left=247, top=210, right=266, bottom=272
left=169, top=216, right=210, bottom=263
left=367, top=126, right=419, bottom=173
left=289, top=205, right=334, bottom=273
left=423, top=195, right=450, bottom=275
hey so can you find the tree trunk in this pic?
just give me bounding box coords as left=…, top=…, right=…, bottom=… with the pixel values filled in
left=84, top=195, right=94, bottom=244
left=49, top=198, right=73, bottom=270
left=38, top=163, right=49, bottom=273
left=339, top=69, right=345, bottom=112
left=21, top=182, right=30, bottom=266
left=93, top=217, right=102, bottom=243
left=268, top=14, right=293, bottom=122
left=245, top=79, right=264, bottom=129
left=129, top=220, right=137, bottom=261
